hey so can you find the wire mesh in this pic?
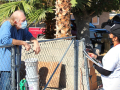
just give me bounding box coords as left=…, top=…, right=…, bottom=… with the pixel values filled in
left=82, top=42, right=103, bottom=90
left=0, top=46, right=14, bottom=90
left=19, top=38, right=91, bottom=90
left=77, top=40, right=89, bottom=90
left=0, top=37, right=103, bottom=90
left=20, top=39, right=76, bottom=90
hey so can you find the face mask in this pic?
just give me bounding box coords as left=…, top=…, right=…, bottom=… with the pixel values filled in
left=21, top=20, right=27, bottom=29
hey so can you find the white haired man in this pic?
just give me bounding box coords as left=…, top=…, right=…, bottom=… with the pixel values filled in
left=0, top=10, right=40, bottom=90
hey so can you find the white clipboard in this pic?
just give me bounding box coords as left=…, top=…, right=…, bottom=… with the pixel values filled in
left=83, top=50, right=103, bottom=67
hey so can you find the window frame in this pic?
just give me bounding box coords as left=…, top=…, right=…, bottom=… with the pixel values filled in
left=92, top=16, right=99, bottom=25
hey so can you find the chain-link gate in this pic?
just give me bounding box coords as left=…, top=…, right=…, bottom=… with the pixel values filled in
left=0, top=36, right=94, bottom=90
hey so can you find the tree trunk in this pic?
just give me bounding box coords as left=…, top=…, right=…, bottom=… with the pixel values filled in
left=44, top=13, right=56, bottom=39
left=55, top=0, right=72, bottom=38
left=74, top=13, right=91, bottom=44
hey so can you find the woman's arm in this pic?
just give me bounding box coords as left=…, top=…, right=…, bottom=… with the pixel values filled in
left=93, top=64, right=112, bottom=76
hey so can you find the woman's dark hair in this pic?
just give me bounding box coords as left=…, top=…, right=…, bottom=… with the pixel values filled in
left=118, top=37, right=120, bottom=42
left=113, top=35, right=120, bottom=42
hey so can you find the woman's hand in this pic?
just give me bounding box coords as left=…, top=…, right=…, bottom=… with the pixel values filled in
left=88, top=53, right=97, bottom=59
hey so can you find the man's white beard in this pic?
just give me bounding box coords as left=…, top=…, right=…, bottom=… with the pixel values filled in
left=16, top=24, right=21, bottom=29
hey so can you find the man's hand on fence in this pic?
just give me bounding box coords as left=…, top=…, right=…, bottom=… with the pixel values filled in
left=24, top=42, right=31, bottom=51
left=30, top=37, right=40, bottom=54
left=33, top=42, right=40, bottom=54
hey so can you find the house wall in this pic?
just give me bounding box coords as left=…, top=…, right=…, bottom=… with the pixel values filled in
left=92, top=12, right=109, bottom=28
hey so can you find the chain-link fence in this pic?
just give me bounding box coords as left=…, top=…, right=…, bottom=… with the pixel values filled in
left=0, top=44, right=17, bottom=90
left=0, top=36, right=102, bottom=90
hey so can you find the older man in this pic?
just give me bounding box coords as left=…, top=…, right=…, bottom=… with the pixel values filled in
left=0, top=10, right=40, bottom=90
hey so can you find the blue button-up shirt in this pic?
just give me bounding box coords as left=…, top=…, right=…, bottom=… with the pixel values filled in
left=0, top=21, right=33, bottom=71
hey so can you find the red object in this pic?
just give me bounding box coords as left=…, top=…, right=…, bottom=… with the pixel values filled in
left=94, top=33, right=97, bottom=37
left=89, top=54, right=92, bottom=57
left=28, top=27, right=45, bottom=38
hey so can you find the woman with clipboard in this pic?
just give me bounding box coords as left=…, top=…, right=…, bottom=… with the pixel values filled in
left=88, top=24, right=120, bottom=90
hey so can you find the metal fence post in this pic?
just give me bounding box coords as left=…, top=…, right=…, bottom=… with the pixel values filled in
left=74, top=39, right=78, bottom=90
left=83, top=40, right=90, bottom=90
left=11, top=46, right=16, bottom=90
left=16, top=46, right=20, bottom=90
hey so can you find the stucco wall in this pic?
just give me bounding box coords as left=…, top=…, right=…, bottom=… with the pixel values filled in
left=95, top=12, right=109, bottom=28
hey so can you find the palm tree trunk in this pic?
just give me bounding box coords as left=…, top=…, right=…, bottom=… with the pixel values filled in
left=55, top=0, right=72, bottom=38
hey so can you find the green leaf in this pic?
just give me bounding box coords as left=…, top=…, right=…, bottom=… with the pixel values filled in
left=71, top=0, right=77, bottom=7
left=27, top=7, right=53, bottom=25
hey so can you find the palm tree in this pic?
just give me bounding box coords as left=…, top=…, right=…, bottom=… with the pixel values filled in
left=55, top=0, right=72, bottom=38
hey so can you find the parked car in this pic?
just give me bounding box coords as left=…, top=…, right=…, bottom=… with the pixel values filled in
left=89, top=23, right=108, bottom=40
left=89, top=23, right=109, bottom=54
left=28, top=27, right=45, bottom=38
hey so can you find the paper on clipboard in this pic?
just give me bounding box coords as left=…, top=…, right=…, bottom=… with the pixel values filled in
left=83, top=50, right=103, bottom=67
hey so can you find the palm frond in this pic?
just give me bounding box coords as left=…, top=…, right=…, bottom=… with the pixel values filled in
left=71, top=0, right=89, bottom=13
left=0, top=0, right=54, bottom=25
left=21, top=1, right=33, bottom=14
left=0, top=1, right=34, bottom=24
left=27, top=7, right=53, bottom=25
left=71, top=0, right=77, bottom=7
left=0, top=1, right=21, bottom=23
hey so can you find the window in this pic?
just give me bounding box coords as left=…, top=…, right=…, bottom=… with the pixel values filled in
left=92, top=16, right=99, bottom=25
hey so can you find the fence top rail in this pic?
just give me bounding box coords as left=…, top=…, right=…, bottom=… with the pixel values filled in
left=0, top=44, right=14, bottom=48
left=27, top=36, right=76, bottom=44
left=0, top=36, right=76, bottom=48
left=77, top=38, right=85, bottom=42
